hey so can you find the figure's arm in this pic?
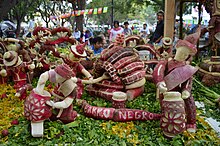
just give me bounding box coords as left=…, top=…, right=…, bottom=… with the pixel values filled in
left=152, top=60, right=168, bottom=93
left=0, top=69, right=7, bottom=77
left=50, top=97, right=73, bottom=109
left=71, top=73, right=110, bottom=84
left=36, top=71, right=49, bottom=94
left=181, top=77, right=192, bottom=99
left=81, top=68, right=92, bottom=79
left=155, top=36, right=163, bottom=43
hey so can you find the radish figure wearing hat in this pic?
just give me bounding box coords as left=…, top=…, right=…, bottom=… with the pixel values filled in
left=64, top=43, right=93, bottom=98
left=1, top=51, right=35, bottom=100
left=155, top=37, right=173, bottom=58
left=25, top=63, right=109, bottom=137
left=153, top=26, right=201, bottom=137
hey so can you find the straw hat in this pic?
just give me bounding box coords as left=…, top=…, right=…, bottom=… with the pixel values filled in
left=54, top=64, right=72, bottom=79
left=70, top=43, right=87, bottom=58
left=162, top=37, right=172, bottom=46
left=3, top=51, right=22, bottom=67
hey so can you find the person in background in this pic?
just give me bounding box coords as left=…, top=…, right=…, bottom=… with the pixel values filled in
left=109, top=21, right=124, bottom=42
left=73, top=27, right=81, bottom=42
left=150, top=10, right=164, bottom=44
left=89, top=36, right=104, bottom=57
left=140, top=23, right=150, bottom=39
left=99, top=33, right=108, bottom=48
left=123, top=21, right=133, bottom=36
left=83, top=30, right=93, bottom=44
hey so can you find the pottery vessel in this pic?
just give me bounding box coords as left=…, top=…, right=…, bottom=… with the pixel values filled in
left=160, top=92, right=186, bottom=138
left=24, top=89, right=52, bottom=122
left=112, top=92, right=127, bottom=109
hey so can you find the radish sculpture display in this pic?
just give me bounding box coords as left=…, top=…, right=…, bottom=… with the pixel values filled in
left=152, top=27, right=201, bottom=138
left=24, top=63, right=109, bottom=137
left=87, top=35, right=147, bottom=101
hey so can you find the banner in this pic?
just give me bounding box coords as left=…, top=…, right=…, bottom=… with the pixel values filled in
left=98, top=8, right=102, bottom=14
left=88, top=9, right=93, bottom=15
left=93, top=8, right=98, bottom=15
left=103, top=7, right=108, bottom=13
left=50, top=7, right=108, bottom=20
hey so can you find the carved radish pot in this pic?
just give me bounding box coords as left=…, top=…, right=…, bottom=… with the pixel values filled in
left=160, top=92, right=186, bottom=138
left=112, top=92, right=127, bottom=109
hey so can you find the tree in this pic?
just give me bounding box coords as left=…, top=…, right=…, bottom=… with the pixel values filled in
left=9, top=0, right=43, bottom=37
left=37, top=0, right=73, bottom=27
left=87, top=0, right=164, bottom=26
left=0, top=0, right=20, bottom=20
left=74, top=0, right=86, bottom=32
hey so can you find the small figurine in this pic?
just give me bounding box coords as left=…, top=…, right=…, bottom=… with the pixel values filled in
left=153, top=27, right=201, bottom=137
left=2, top=51, right=35, bottom=100
left=24, top=63, right=109, bottom=137
left=155, top=37, right=173, bottom=58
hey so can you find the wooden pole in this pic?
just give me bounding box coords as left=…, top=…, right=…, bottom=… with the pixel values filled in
left=179, top=1, right=183, bottom=39
left=164, top=0, right=176, bottom=39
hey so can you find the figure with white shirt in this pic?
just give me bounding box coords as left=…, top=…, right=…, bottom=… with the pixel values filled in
left=140, top=23, right=150, bottom=39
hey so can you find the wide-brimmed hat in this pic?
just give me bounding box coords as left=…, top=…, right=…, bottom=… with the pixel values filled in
left=70, top=43, right=87, bottom=58
left=3, top=51, right=22, bottom=67
left=54, top=64, right=72, bottom=79
left=162, top=37, right=172, bottom=46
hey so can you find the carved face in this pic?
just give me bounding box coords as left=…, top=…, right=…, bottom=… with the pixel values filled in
left=55, top=73, right=66, bottom=84
left=174, top=46, right=190, bottom=61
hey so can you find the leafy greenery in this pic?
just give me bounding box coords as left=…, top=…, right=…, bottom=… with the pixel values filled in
left=0, top=80, right=220, bottom=145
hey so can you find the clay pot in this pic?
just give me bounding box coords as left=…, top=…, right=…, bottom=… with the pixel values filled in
left=160, top=92, right=186, bottom=138
left=24, top=89, right=52, bottom=122
left=112, top=92, right=127, bottom=109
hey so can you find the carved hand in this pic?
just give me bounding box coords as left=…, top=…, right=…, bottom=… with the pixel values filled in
left=157, top=81, right=168, bottom=93
left=0, top=69, right=7, bottom=77
left=181, top=90, right=190, bottom=99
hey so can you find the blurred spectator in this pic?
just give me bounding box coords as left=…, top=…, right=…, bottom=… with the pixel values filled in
left=123, top=22, right=132, bottom=36
left=73, top=27, right=81, bottom=41
left=99, top=33, right=108, bottom=48
left=83, top=30, right=93, bottom=43
left=89, top=36, right=104, bottom=57
left=109, top=21, right=124, bottom=42
left=150, top=10, right=164, bottom=44
left=140, top=23, right=150, bottom=39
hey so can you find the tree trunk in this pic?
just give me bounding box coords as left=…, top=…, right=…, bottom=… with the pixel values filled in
left=75, top=0, right=85, bottom=32
left=0, top=0, right=20, bottom=20
left=16, top=18, right=21, bottom=38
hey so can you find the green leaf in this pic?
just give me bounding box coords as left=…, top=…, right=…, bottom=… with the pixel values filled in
left=65, top=121, right=79, bottom=128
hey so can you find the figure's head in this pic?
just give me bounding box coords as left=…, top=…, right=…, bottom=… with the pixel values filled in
left=91, top=37, right=103, bottom=49
left=3, top=51, right=22, bottom=67
left=69, top=43, right=87, bottom=61
left=143, top=23, right=147, bottom=29
left=54, top=64, right=72, bottom=81
left=114, top=21, right=120, bottom=28
left=174, top=40, right=197, bottom=61
left=124, top=22, right=129, bottom=28
left=157, top=10, right=164, bottom=22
